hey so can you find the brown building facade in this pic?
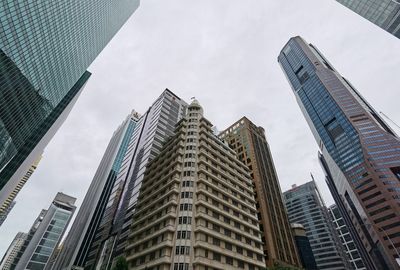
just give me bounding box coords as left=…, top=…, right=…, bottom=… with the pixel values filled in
left=219, top=117, right=301, bottom=268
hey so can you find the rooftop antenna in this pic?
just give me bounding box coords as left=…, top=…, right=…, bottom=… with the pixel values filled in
left=380, top=111, right=400, bottom=130
left=310, top=172, right=315, bottom=182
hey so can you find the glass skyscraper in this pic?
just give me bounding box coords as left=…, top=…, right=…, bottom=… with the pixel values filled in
left=76, top=89, right=187, bottom=269
left=0, top=0, right=140, bottom=205
left=279, top=36, right=400, bottom=269
left=336, top=0, right=400, bottom=38
left=329, top=204, right=366, bottom=270
left=283, top=181, right=350, bottom=270
left=51, top=112, right=140, bottom=270
left=12, top=192, right=76, bottom=270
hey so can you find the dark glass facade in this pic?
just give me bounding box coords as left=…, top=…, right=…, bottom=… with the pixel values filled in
left=291, top=223, right=318, bottom=270
left=336, top=0, right=400, bottom=38
left=0, top=0, right=140, bottom=200
left=83, top=89, right=188, bottom=269
left=52, top=112, right=139, bottom=270
left=279, top=36, right=400, bottom=269
left=329, top=204, right=366, bottom=269
left=283, top=181, right=350, bottom=270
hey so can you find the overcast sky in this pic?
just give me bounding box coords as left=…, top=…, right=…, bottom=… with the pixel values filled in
left=1, top=0, right=400, bottom=256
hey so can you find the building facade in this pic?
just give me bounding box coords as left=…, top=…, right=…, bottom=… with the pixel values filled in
left=52, top=112, right=140, bottom=270
left=0, top=232, right=28, bottom=270
left=0, top=200, right=16, bottom=227
left=125, top=100, right=266, bottom=270
left=329, top=204, right=366, bottom=269
left=291, top=223, right=318, bottom=270
left=278, top=36, right=400, bottom=269
left=219, top=117, right=300, bottom=268
left=14, top=192, right=76, bottom=270
left=336, top=0, right=400, bottom=38
left=283, top=181, right=350, bottom=270
left=0, top=0, right=140, bottom=206
left=0, top=156, right=42, bottom=226
left=84, top=89, right=188, bottom=269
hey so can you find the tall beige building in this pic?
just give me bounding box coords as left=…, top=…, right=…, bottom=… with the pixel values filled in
left=219, top=118, right=300, bottom=268
left=125, top=100, right=265, bottom=270
left=0, top=156, right=42, bottom=225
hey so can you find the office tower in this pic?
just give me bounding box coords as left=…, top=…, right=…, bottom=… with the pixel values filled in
left=10, top=209, right=48, bottom=269
left=278, top=36, right=400, bottom=269
left=291, top=223, right=318, bottom=270
left=0, top=200, right=15, bottom=226
left=83, top=89, right=188, bottom=269
left=329, top=204, right=366, bottom=270
left=13, top=192, right=76, bottom=270
left=0, top=232, right=28, bottom=270
left=0, top=156, right=41, bottom=226
left=52, top=112, right=140, bottom=270
left=0, top=0, right=140, bottom=204
left=219, top=117, right=301, bottom=268
left=284, top=181, right=350, bottom=270
left=125, top=99, right=266, bottom=270
left=336, top=0, right=400, bottom=38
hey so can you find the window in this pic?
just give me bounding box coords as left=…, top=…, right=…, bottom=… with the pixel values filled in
left=213, top=252, right=221, bottom=261
left=226, top=256, right=233, bottom=265
left=176, top=246, right=190, bottom=255
left=180, top=204, right=192, bottom=211
left=179, top=216, right=192, bottom=224
left=213, top=237, right=220, bottom=246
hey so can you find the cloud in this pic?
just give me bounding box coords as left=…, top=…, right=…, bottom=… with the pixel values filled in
left=1, top=0, right=399, bottom=256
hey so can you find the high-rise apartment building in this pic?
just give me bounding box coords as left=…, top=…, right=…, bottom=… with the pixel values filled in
left=329, top=204, right=366, bottom=270
left=0, top=200, right=15, bottom=227
left=0, top=232, right=28, bottom=270
left=291, top=223, right=318, bottom=270
left=278, top=36, right=400, bottom=269
left=336, top=0, right=400, bottom=38
left=83, top=89, right=188, bottom=269
left=52, top=112, right=140, bottom=270
left=0, top=156, right=42, bottom=226
left=125, top=99, right=266, bottom=270
left=12, top=193, right=76, bottom=270
left=0, top=0, right=140, bottom=207
left=219, top=117, right=300, bottom=268
left=283, top=181, right=350, bottom=270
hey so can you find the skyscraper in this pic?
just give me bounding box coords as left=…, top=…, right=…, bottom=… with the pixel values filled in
left=0, top=200, right=15, bottom=227
left=13, top=192, right=76, bottom=270
left=125, top=99, right=266, bottom=270
left=83, top=89, right=188, bottom=269
left=336, top=0, right=400, bottom=38
left=279, top=36, right=400, bottom=269
left=291, top=223, right=318, bottom=270
left=283, top=181, right=350, bottom=270
left=0, top=0, right=140, bottom=205
left=0, top=156, right=42, bottom=226
left=219, top=117, right=301, bottom=268
left=0, top=232, right=27, bottom=270
left=52, top=112, right=140, bottom=270
left=329, top=204, right=366, bottom=270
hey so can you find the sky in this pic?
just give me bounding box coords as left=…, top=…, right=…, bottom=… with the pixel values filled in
left=1, top=0, right=400, bottom=256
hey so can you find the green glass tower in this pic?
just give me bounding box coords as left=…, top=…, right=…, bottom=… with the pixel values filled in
left=0, top=1, right=140, bottom=201
left=336, top=0, right=400, bottom=38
